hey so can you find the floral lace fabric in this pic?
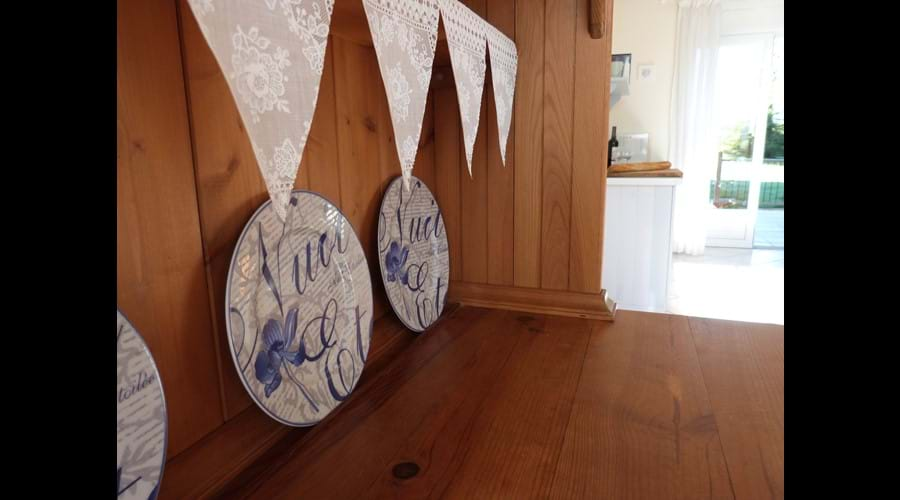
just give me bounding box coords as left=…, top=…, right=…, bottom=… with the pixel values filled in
left=186, top=0, right=334, bottom=221
left=438, top=0, right=487, bottom=176
left=485, top=23, right=517, bottom=167
left=362, top=0, right=440, bottom=191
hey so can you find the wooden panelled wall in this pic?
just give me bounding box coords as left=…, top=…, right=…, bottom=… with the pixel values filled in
left=117, top=0, right=613, bottom=465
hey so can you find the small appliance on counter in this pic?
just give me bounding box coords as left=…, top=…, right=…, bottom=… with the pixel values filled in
left=608, top=131, right=649, bottom=165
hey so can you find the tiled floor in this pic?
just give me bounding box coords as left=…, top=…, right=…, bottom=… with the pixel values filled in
left=667, top=247, right=784, bottom=325
left=753, top=209, right=784, bottom=248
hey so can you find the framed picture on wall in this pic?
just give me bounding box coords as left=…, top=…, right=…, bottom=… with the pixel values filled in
left=612, top=53, right=631, bottom=83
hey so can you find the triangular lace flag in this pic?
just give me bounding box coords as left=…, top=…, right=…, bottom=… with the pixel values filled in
left=485, top=23, right=518, bottom=166
left=186, top=0, right=335, bottom=221
left=362, top=0, right=441, bottom=191
left=438, top=0, right=487, bottom=177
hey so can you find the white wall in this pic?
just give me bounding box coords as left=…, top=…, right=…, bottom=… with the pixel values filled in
left=609, top=0, right=678, bottom=163
left=722, top=0, right=785, bottom=36
left=609, top=0, right=785, bottom=163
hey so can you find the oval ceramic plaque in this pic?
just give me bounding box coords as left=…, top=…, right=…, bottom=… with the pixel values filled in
left=117, top=310, right=167, bottom=500
left=227, top=191, right=373, bottom=426
left=377, top=176, right=450, bottom=332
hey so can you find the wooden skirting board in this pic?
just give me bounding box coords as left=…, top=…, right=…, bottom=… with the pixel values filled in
left=448, top=282, right=617, bottom=321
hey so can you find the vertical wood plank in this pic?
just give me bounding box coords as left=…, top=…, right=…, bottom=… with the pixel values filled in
left=513, top=0, right=544, bottom=288
left=303, top=39, right=341, bottom=203
left=118, top=0, right=223, bottom=456
left=486, top=0, right=516, bottom=286
left=177, top=0, right=264, bottom=419
left=569, top=0, right=611, bottom=293
left=333, top=39, right=389, bottom=321
left=458, top=0, right=489, bottom=284
left=372, top=47, right=399, bottom=321
left=416, top=92, right=437, bottom=190
left=433, top=69, right=463, bottom=282
left=541, top=0, right=576, bottom=291
left=376, top=61, right=400, bottom=192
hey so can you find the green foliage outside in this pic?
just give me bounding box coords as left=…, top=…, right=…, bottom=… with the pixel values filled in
left=720, top=106, right=784, bottom=161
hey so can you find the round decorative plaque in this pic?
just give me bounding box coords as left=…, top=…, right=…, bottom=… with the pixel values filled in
left=377, top=176, right=450, bottom=332
left=226, top=191, right=373, bottom=426
left=117, top=309, right=167, bottom=500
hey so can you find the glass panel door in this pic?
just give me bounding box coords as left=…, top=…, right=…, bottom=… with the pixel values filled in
left=707, top=33, right=775, bottom=248
left=754, top=34, right=784, bottom=248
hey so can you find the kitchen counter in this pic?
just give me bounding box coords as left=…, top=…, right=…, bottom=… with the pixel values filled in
left=602, top=174, right=680, bottom=312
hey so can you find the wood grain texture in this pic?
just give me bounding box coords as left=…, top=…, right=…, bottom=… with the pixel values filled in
left=609, top=168, right=684, bottom=178
left=345, top=309, right=530, bottom=499
left=440, top=315, right=592, bottom=498
left=333, top=38, right=390, bottom=321
left=459, top=0, right=489, bottom=284
left=549, top=311, right=734, bottom=499
left=569, top=0, right=612, bottom=294
left=160, top=305, right=445, bottom=499
left=433, top=69, right=463, bottom=282
left=201, top=308, right=782, bottom=499
left=589, top=0, right=606, bottom=38
left=485, top=0, right=516, bottom=286
left=416, top=92, right=438, bottom=190
left=541, top=0, right=577, bottom=291
left=236, top=306, right=509, bottom=499
left=304, top=41, right=342, bottom=202
left=513, top=0, right=545, bottom=288
left=448, top=281, right=615, bottom=320
left=376, top=62, right=401, bottom=193
left=177, top=0, right=265, bottom=419
left=608, top=161, right=672, bottom=173
left=690, top=317, right=785, bottom=499
left=118, top=0, right=223, bottom=457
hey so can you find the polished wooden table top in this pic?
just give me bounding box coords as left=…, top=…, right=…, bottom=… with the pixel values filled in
left=165, top=305, right=784, bottom=499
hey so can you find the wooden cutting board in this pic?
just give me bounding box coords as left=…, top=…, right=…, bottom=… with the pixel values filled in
left=608, top=161, right=671, bottom=173
left=608, top=168, right=683, bottom=178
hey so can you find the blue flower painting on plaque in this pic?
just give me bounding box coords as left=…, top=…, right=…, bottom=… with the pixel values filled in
left=226, top=191, right=373, bottom=426
left=377, top=176, right=450, bottom=332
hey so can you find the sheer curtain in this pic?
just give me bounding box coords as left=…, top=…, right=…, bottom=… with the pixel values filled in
left=668, top=0, right=722, bottom=255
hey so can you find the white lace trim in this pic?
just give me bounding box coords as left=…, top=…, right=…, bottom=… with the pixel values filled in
left=439, top=0, right=487, bottom=176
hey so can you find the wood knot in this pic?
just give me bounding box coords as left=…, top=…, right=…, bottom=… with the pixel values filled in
left=392, top=462, right=420, bottom=480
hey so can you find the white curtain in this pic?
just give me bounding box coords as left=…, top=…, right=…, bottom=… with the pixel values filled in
left=668, top=0, right=721, bottom=255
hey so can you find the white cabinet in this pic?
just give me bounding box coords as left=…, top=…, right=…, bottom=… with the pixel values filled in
left=602, top=177, right=680, bottom=312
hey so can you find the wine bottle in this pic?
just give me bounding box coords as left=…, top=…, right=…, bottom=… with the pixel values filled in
left=608, top=126, right=619, bottom=167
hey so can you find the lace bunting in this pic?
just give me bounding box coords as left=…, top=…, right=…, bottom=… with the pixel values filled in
left=438, top=0, right=487, bottom=176
left=485, top=22, right=518, bottom=166
left=362, top=0, right=441, bottom=191
left=187, top=0, right=517, bottom=194
left=186, top=0, right=335, bottom=221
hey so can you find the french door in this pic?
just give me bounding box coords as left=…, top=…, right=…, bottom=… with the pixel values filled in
left=707, top=33, right=784, bottom=248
